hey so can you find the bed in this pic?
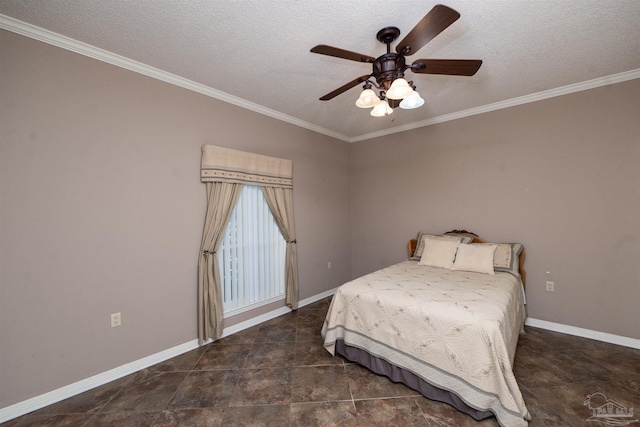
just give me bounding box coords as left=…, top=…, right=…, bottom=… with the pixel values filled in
left=322, top=230, right=531, bottom=427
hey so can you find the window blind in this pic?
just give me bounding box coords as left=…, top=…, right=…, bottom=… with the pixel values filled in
left=217, top=185, right=286, bottom=316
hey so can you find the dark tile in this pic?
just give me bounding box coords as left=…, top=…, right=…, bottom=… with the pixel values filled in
left=31, top=374, right=133, bottom=415
left=290, top=401, right=357, bottom=427
left=519, top=386, right=571, bottom=427
left=2, top=413, right=94, bottom=427
left=230, top=367, right=293, bottom=406
left=151, top=408, right=225, bottom=426
left=579, top=380, right=639, bottom=425
left=259, top=312, right=297, bottom=328
left=254, top=323, right=297, bottom=343
left=167, top=369, right=241, bottom=410
left=146, top=347, right=207, bottom=373
left=415, top=396, right=500, bottom=426
left=85, top=411, right=159, bottom=426
left=345, top=363, right=418, bottom=399
left=220, top=405, right=290, bottom=427
left=301, top=297, right=332, bottom=311
left=516, top=327, right=556, bottom=355
left=355, top=397, right=430, bottom=427
left=7, top=297, right=639, bottom=427
left=194, top=344, right=251, bottom=370
left=296, top=322, right=322, bottom=342
left=294, top=340, right=343, bottom=367
left=513, top=350, right=574, bottom=388
left=519, top=327, right=617, bottom=353
left=524, top=380, right=639, bottom=427
left=297, top=307, right=328, bottom=325
left=99, top=371, right=188, bottom=412
left=211, top=325, right=261, bottom=346
left=523, top=343, right=621, bottom=386
left=244, top=341, right=296, bottom=368
left=580, top=346, right=640, bottom=380
left=291, top=365, right=351, bottom=403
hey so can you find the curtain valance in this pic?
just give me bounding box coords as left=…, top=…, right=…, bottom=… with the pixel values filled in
left=198, top=144, right=299, bottom=344
left=201, top=145, right=292, bottom=188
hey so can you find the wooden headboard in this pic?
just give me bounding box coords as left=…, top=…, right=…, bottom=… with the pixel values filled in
left=408, top=230, right=526, bottom=289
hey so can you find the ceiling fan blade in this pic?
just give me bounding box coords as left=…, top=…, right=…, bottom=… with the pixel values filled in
left=319, top=75, right=372, bottom=101
left=411, top=59, right=482, bottom=76
left=396, top=5, right=460, bottom=56
left=311, top=45, right=375, bottom=63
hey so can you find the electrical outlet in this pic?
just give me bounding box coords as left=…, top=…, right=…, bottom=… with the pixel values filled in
left=545, top=281, right=555, bottom=292
left=111, top=312, right=122, bottom=328
left=327, top=261, right=332, bottom=270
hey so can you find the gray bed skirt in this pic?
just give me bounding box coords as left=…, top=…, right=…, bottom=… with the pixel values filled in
left=335, top=339, right=495, bottom=421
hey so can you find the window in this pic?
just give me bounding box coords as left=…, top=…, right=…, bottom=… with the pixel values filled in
left=216, top=185, right=286, bottom=316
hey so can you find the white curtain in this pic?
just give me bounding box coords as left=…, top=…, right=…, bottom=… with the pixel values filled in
left=199, top=145, right=298, bottom=342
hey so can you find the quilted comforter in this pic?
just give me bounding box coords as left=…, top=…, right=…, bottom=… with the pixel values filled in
left=322, top=260, right=530, bottom=427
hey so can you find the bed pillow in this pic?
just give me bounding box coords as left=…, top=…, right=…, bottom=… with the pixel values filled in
left=411, top=232, right=474, bottom=260
left=418, top=238, right=461, bottom=269
left=451, top=243, right=497, bottom=275
left=475, top=242, right=524, bottom=279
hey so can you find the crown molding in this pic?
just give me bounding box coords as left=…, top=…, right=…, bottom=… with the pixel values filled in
left=0, top=14, right=351, bottom=143
left=2, top=14, right=638, bottom=144
left=349, top=68, right=640, bottom=142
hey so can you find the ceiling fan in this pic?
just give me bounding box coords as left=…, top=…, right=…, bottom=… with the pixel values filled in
left=310, top=4, right=482, bottom=116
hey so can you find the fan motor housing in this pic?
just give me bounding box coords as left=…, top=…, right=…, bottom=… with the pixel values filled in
left=310, top=5, right=480, bottom=102
left=373, top=53, right=407, bottom=90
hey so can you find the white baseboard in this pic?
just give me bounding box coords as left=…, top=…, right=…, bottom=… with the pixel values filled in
left=0, top=339, right=202, bottom=423
left=525, top=318, right=640, bottom=350
left=0, top=287, right=339, bottom=423
left=208, top=287, right=339, bottom=343
left=11, top=293, right=637, bottom=423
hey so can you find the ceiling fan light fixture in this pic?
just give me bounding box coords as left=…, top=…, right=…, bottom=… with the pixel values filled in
left=355, top=88, right=379, bottom=108
left=310, top=5, right=482, bottom=118
left=386, top=78, right=413, bottom=100
left=370, top=99, right=393, bottom=117
left=399, top=90, right=425, bottom=109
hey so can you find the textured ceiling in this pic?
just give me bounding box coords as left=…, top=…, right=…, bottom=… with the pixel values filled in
left=1, top=0, right=639, bottom=141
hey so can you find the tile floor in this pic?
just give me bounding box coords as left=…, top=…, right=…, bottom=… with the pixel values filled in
left=4, top=297, right=640, bottom=426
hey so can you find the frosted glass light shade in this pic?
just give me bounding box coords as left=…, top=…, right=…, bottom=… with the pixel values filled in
left=370, top=99, right=393, bottom=117
left=355, top=88, right=379, bottom=108
left=386, top=78, right=413, bottom=100
left=399, top=91, right=425, bottom=109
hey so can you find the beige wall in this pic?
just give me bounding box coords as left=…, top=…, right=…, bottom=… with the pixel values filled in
left=2, top=27, right=639, bottom=412
left=0, top=30, right=351, bottom=408
left=350, top=78, right=640, bottom=340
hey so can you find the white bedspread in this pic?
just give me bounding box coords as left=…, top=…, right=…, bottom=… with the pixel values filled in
left=322, top=260, right=530, bottom=427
